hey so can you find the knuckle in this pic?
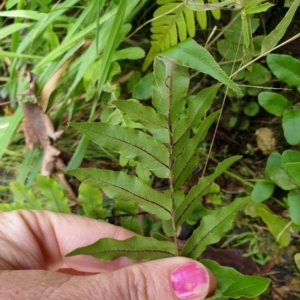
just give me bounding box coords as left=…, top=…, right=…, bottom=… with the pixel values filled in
left=121, top=266, right=157, bottom=300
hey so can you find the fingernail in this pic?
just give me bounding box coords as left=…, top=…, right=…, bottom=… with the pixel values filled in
left=171, top=262, right=208, bottom=299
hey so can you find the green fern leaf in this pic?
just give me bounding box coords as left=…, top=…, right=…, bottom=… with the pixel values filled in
left=175, top=156, right=241, bottom=226
left=153, top=56, right=189, bottom=123
left=181, top=196, right=250, bottom=259
left=78, top=183, right=105, bottom=219
left=173, top=84, right=220, bottom=144
left=143, top=0, right=221, bottom=70
left=66, top=235, right=176, bottom=261
left=68, top=169, right=172, bottom=220
left=173, top=111, right=220, bottom=190
left=10, top=182, right=42, bottom=210
left=112, top=100, right=169, bottom=143
left=0, top=203, right=24, bottom=211
left=70, top=122, right=169, bottom=178
left=161, top=39, right=242, bottom=95
left=36, top=175, right=70, bottom=213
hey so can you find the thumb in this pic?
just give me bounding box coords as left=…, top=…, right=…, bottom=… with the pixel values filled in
left=88, top=257, right=216, bottom=300
left=0, top=257, right=215, bottom=299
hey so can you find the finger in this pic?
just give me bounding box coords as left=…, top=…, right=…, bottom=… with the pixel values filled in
left=0, top=258, right=216, bottom=300
left=0, top=210, right=136, bottom=272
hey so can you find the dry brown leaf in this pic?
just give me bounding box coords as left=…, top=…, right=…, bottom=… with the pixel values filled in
left=41, top=145, right=60, bottom=177
left=19, top=72, right=38, bottom=102
left=22, top=102, right=63, bottom=176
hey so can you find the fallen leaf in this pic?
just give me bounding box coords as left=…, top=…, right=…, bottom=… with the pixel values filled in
left=22, top=102, right=63, bottom=176
left=19, top=72, right=38, bottom=102
left=41, top=145, right=60, bottom=177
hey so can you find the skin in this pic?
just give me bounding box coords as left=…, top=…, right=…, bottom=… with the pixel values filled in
left=0, top=210, right=215, bottom=300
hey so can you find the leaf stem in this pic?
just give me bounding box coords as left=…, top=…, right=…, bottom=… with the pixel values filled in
left=169, top=157, right=179, bottom=256
left=167, top=96, right=179, bottom=256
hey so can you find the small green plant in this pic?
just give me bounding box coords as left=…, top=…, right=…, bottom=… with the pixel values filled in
left=250, top=53, right=300, bottom=245
left=258, top=54, right=300, bottom=145
left=251, top=150, right=300, bottom=246
left=143, top=0, right=221, bottom=70
left=2, top=175, right=70, bottom=212
left=144, top=0, right=274, bottom=69
left=66, top=39, right=270, bottom=299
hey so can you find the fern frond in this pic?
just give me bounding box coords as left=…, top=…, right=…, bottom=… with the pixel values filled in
left=143, top=0, right=221, bottom=70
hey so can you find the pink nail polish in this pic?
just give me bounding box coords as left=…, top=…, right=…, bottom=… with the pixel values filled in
left=171, top=262, right=208, bottom=299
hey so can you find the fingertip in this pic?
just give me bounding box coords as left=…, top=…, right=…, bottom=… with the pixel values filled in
left=171, top=260, right=215, bottom=300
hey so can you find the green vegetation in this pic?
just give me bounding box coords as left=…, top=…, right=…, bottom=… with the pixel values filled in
left=1, top=0, right=300, bottom=298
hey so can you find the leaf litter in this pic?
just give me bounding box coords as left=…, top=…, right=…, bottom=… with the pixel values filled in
left=22, top=102, right=63, bottom=176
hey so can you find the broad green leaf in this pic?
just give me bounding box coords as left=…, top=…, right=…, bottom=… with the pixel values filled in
left=68, top=169, right=172, bottom=220
left=112, top=47, right=145, bottom=61
left=243, top=101, right=259, bottom=117
left=266, top=164, right=298, bottom=190
left=251, top=180, right=275, bottom=202
left=66, top=235, right=176, bottom=261
left=202, top=260, right=243, bottom=297
left=246, top=202, right=291, bottom=246
left=181, top=197, right=250, bottom=259
left=258, top=92, right=292, bottom=117
left=10, top=182, right=42, bottom=210
left=222, top=63, right=245, bottom=81
left=203, top=260, right=269, bottom=299
left=246, top=2, right=274, bottom=14
left=267, top=54, right=300, bottom=87
left=151, top=232, right=170, bottom=241
left=36, top=175, right=70, bottom=213
left=173, top=84, right=219, bottom=143
left=282, top=108, right=300, bottom=145
left=112, top=100, right=168, bottom=143
left=288, top=189, right=300, bottom=225
left=78, top=183, right=105, bottom=219
left=70, top=122, right=169, bottom=178
left=173, top=111, right=220, bottom=190
left=160, top=39, right=242, bottom=95
left=217, top=39, right=243, bottom=61
left=261, top=0, right=300, bottom=54
left=223, top=275, right=270, bottom=298
left=285, top=163, right=300, bottom=185
left=132, top=73, right=153, bottom=100
left=282, top=150, right=300, bottom=166
left=282, top=150, right=300, bottom=185
left=265, top=153, right=298, bottom=190
left=116, top=199, right=138, bottom=215
left=120, top=216, right=142, bottom=235
left=0, top=23, right=33, bottom=40
left=265, top=152, right=282, bottom=172
left=245, top=63, right=271, bottom=85
left=153, top=56, right=189, bottom=123
left=127, top=71, right=141, bottom=92
left=175, top=156, right=241, bottom=226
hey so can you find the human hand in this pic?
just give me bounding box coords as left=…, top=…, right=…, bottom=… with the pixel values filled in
left=0, top=210, right=215, bottom=299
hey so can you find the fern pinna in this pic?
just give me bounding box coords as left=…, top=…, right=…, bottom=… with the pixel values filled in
left=67, top=39, right=270, bottom=299
left=143, top=0, right=221, bottom=70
